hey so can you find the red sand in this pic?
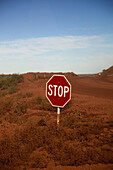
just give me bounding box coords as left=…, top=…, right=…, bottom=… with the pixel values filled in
left=0, top=70, right=113, bottom=169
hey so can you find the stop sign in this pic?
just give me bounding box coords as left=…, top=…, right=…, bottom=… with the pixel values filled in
left=46, top=75, right=71, bottom=108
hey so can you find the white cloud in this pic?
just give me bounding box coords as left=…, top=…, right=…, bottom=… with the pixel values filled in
left=0, top=35, right=113, bottom=74
left=0, top=35, right=104, bottom=59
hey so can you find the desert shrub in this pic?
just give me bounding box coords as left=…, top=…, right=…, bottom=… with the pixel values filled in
left=24, top=92, right=33, bottom=98
left=29, top=149, right=49, bottom=168
left=0, top=97, right=12, bottom=115
left=3, top=112, right=19, bottom=124
left=61, top=114, right=78, bottom=129
left=47, top=139, right=85, bottom=166
left=63, top=100, right=72, bottom=111
left=100, top=149, right=113, bottom=163
left=0, top=76, right=10, bottom=89
left=13, top=102, right=27, bottom=115
left=8, top=86, right=19, bottom=94
left=0, top=74, right=24, bottom=89
left=59, top=128, right=77, bottom=141
left=17, top=123, right=45, bottom=151
left=40, top=99, right=54, bottom=111
left=1, top=116, right=112, bottom=168
left=61, top=142, right=86, bottom=166
left=35, top=96, right=43, bottom=105
left=34, top=96, right=55, bottom=111
left=10, top=74, right=24, bottom=83
left=37, top=75, right=46, bottom=79
left=17, top=92, right=33, bottom=99
left=0, top=133, right=33, bottom=168
left=27, top=78, right=33, bottom=82
left=16, top=119, right=58, bottom=154
left=37, top=74, right=51, bottom=79
left=89, top=122, right=103, bottom=135
left=0, top=90, right=6, bottom=97
left=38, top=119, right=46, bottom=126
left=0, top=74, right=24, bottom=95
left=85, top=147, right=102, bottom=164
left=0, top=136, right=22, bottom=168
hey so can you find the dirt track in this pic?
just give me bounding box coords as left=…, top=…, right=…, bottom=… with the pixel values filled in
left=0, top=73, right=113, bottom=169
left=69, top=76, right=113, bottom=100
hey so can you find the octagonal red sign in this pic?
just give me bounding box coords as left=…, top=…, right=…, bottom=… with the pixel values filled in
left=46, top=75, right=71, bottom=108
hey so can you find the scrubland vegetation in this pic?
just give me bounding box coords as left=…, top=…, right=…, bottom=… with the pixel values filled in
left=0, top=72, right=113, bottom=169
left=0, top=74, right=24, bottom=96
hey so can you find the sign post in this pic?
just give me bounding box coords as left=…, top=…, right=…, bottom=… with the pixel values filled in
left=46, top=75, right=71, bottom=128
left=57, top=107, right=60, bottom=129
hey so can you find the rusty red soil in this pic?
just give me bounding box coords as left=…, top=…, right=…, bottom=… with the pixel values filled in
left=0, top=70, right=113, bottom=169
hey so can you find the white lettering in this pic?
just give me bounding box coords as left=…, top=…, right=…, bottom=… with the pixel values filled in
left=48, top=84, right=70, bottom=97
left=64, top=86, right=69, bottom=97
left=48, top=85, right=52, bottom=96
left=53, top=85, right=57, bottom=96
left=58, top=86, right=63, bottom=97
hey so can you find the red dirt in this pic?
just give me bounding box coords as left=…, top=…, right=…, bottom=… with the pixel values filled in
left=100, top=66, right=113, bottom=77
left=0, top=71, right=113, bottom=169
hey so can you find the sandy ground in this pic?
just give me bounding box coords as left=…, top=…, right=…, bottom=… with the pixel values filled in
left=0, top=72, right=113, bottom=169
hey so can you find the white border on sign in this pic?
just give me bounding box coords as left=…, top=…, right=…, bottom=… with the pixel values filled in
left=46, top=74, right=71, bottom=108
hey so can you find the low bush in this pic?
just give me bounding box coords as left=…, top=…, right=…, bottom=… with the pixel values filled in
left=0, top=74, right=24, bottom=89
left=33, top=96, right=55, bottom=111
left=61, top=114, right=78, bottom=129
left=35, top=96, right=43, bottom=105
left=0, top=74, right=24, bottom=95
left=17, top=92, right=33, bottom=99
left=0, top=97, right=12, bottom=115
left=40, top=99, right=54, bottom=111
left=0, top=135, right=21, bottom=168
left=29, top=149, right=49, bottom=168
left=0, top=115, right=113, bottom=168
left=38, top=119, right=46, bottom=126
left=8, top=86, right=19, bottom=94
left=56, top=141, right=85, bottom=166
left=13, top=101, right=27, bottom=115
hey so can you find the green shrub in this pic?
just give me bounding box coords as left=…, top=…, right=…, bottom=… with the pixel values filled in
left=27, top=78, right=33, bottom=82
left=37, top=75, right=46, bottom=79
left=0, top=74, right=24, bottom=95
left=0, top=74, right=23, bottom=89
left=8, top=86, right=19, bottom=94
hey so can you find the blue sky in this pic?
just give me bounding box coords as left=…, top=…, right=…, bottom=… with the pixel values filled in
left=0, top=0, right=113, bottom=74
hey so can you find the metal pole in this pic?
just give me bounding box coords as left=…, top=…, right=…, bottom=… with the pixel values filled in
left=57, top=107, right=60, bottom=128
